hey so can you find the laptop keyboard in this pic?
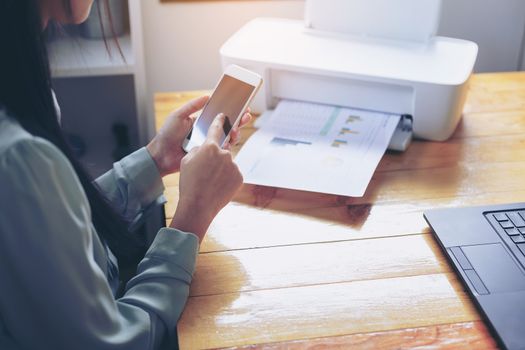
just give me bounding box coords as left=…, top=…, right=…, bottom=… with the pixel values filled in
left=491, top=210, right=525, bottom=256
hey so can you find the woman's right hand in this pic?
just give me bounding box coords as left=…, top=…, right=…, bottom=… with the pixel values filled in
left=169, top=113, right=244, bottom=242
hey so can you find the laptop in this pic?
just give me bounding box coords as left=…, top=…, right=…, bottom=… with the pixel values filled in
left=425, top=203, right=525, bottom=350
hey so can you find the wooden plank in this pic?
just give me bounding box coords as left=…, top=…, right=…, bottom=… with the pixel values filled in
left=189, top=234, right=448, bottom=297
left=453, top=110, right=525, bottom=139
left=159, top=130, right=525, bottom=189
left=379, top=133, right=525, bottom=173
left=216, top=161, right=525, bottom=215
left=465, top=73, right=525, bottom=114
left=167, top=200, right=431, bottom=252
left=164, top=156, right=525, bottom=219
left=162, top=189, right=525, bottom=254
left=219, top=321, right=497, bottom=350
left=228, top=161, right=525, bottom=212
left=178, top=273, right=479, bottom=349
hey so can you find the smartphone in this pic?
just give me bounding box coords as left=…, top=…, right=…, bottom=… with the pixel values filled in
left=182, top=65, right=263, bottom=152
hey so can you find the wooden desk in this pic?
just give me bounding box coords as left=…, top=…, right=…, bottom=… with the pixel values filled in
left=155, top=73, right=525, bottom=349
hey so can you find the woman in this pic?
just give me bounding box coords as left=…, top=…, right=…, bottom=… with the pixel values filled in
left=0, top=0, right=248, bottom=349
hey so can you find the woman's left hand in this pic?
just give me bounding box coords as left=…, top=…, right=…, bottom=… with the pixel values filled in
left=147, top=95, right=252, bottom=177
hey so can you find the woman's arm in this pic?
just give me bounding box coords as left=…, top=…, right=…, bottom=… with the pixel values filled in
left=94, top=96, right=251, bottom=231
left=95, top=147, right=165, bottom=227
left=0, top=138, right=197, bottom=349
left=93, top=96, right=211, bottom=229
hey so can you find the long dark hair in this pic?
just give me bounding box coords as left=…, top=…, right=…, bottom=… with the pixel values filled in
left=0, top=0, right=143, bottom=266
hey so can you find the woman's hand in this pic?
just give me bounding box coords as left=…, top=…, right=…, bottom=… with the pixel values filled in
left=147, top=96, right=252, bottom=177
left=169, top=114, right=244, bottom=242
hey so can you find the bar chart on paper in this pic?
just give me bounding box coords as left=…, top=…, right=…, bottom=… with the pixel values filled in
left=235, top=100, right=400, bottom=197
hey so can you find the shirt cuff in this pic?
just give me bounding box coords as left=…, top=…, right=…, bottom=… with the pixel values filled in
left=145, top=228, right=200, bottom=279
left=119, top=147, right=164, bottom=209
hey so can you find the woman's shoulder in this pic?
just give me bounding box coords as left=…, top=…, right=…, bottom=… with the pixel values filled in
left=0, top=111, right=35, bottom=153
left=0, top=112, right=90, bottom=221
left=0, top=111, right=75, bottom=185
left=1, top=110, right=60, bottom=155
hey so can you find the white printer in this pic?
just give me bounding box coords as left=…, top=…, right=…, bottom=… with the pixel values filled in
left=220, top=0, right=478, bottom=150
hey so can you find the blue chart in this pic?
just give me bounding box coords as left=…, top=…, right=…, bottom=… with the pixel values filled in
left=271, top=137, right=312, bottom=147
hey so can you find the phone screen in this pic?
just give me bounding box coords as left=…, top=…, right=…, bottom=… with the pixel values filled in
left=187, top=75, right=256, bottom=148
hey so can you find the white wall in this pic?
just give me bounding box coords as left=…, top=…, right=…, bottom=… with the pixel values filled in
left=141, top=0, right=303, bottom=93
left=141, top=0, right=525, bottom=94
left=439, top=0, right=525, bottom=73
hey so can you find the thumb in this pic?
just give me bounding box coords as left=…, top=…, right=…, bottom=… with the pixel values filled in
left=175, top=95, right=209, bottom=120
left=207, top=113, right=226, bottom=144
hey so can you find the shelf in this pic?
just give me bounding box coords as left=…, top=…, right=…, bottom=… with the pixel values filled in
left=48, top=34, right=135, bottom=78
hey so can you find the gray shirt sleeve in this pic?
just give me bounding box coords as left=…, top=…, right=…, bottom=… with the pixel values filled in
left=0, top=137, right=198, bottom=350
left=95, top=147, right=165, bottom=228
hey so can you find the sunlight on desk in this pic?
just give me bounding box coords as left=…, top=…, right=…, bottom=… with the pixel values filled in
left=153, top=73, right=525, bottom=349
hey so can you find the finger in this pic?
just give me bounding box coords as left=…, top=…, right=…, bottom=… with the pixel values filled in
left=239, top=113, right=252, bottom=128
left=229, top=128, right=240, bottom=146
left=232, top=133, right=241, bottom=146
left=174, top=95, right=209, bottom=119
left=207, top=113, right=226, bottom=144
left=188, top=113, right=199, bottom=123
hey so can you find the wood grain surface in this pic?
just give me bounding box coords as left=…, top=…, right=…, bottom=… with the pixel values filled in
left=154, top=73, right=525, bottom=349
left=220, top=322, right=497, bottom=350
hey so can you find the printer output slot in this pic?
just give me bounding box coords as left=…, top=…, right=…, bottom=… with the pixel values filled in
left=269, top=69, right=415, bottom=116
left=266, top=69, right=414, bottom=151
left=388, top=114, right=413, bottom=152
